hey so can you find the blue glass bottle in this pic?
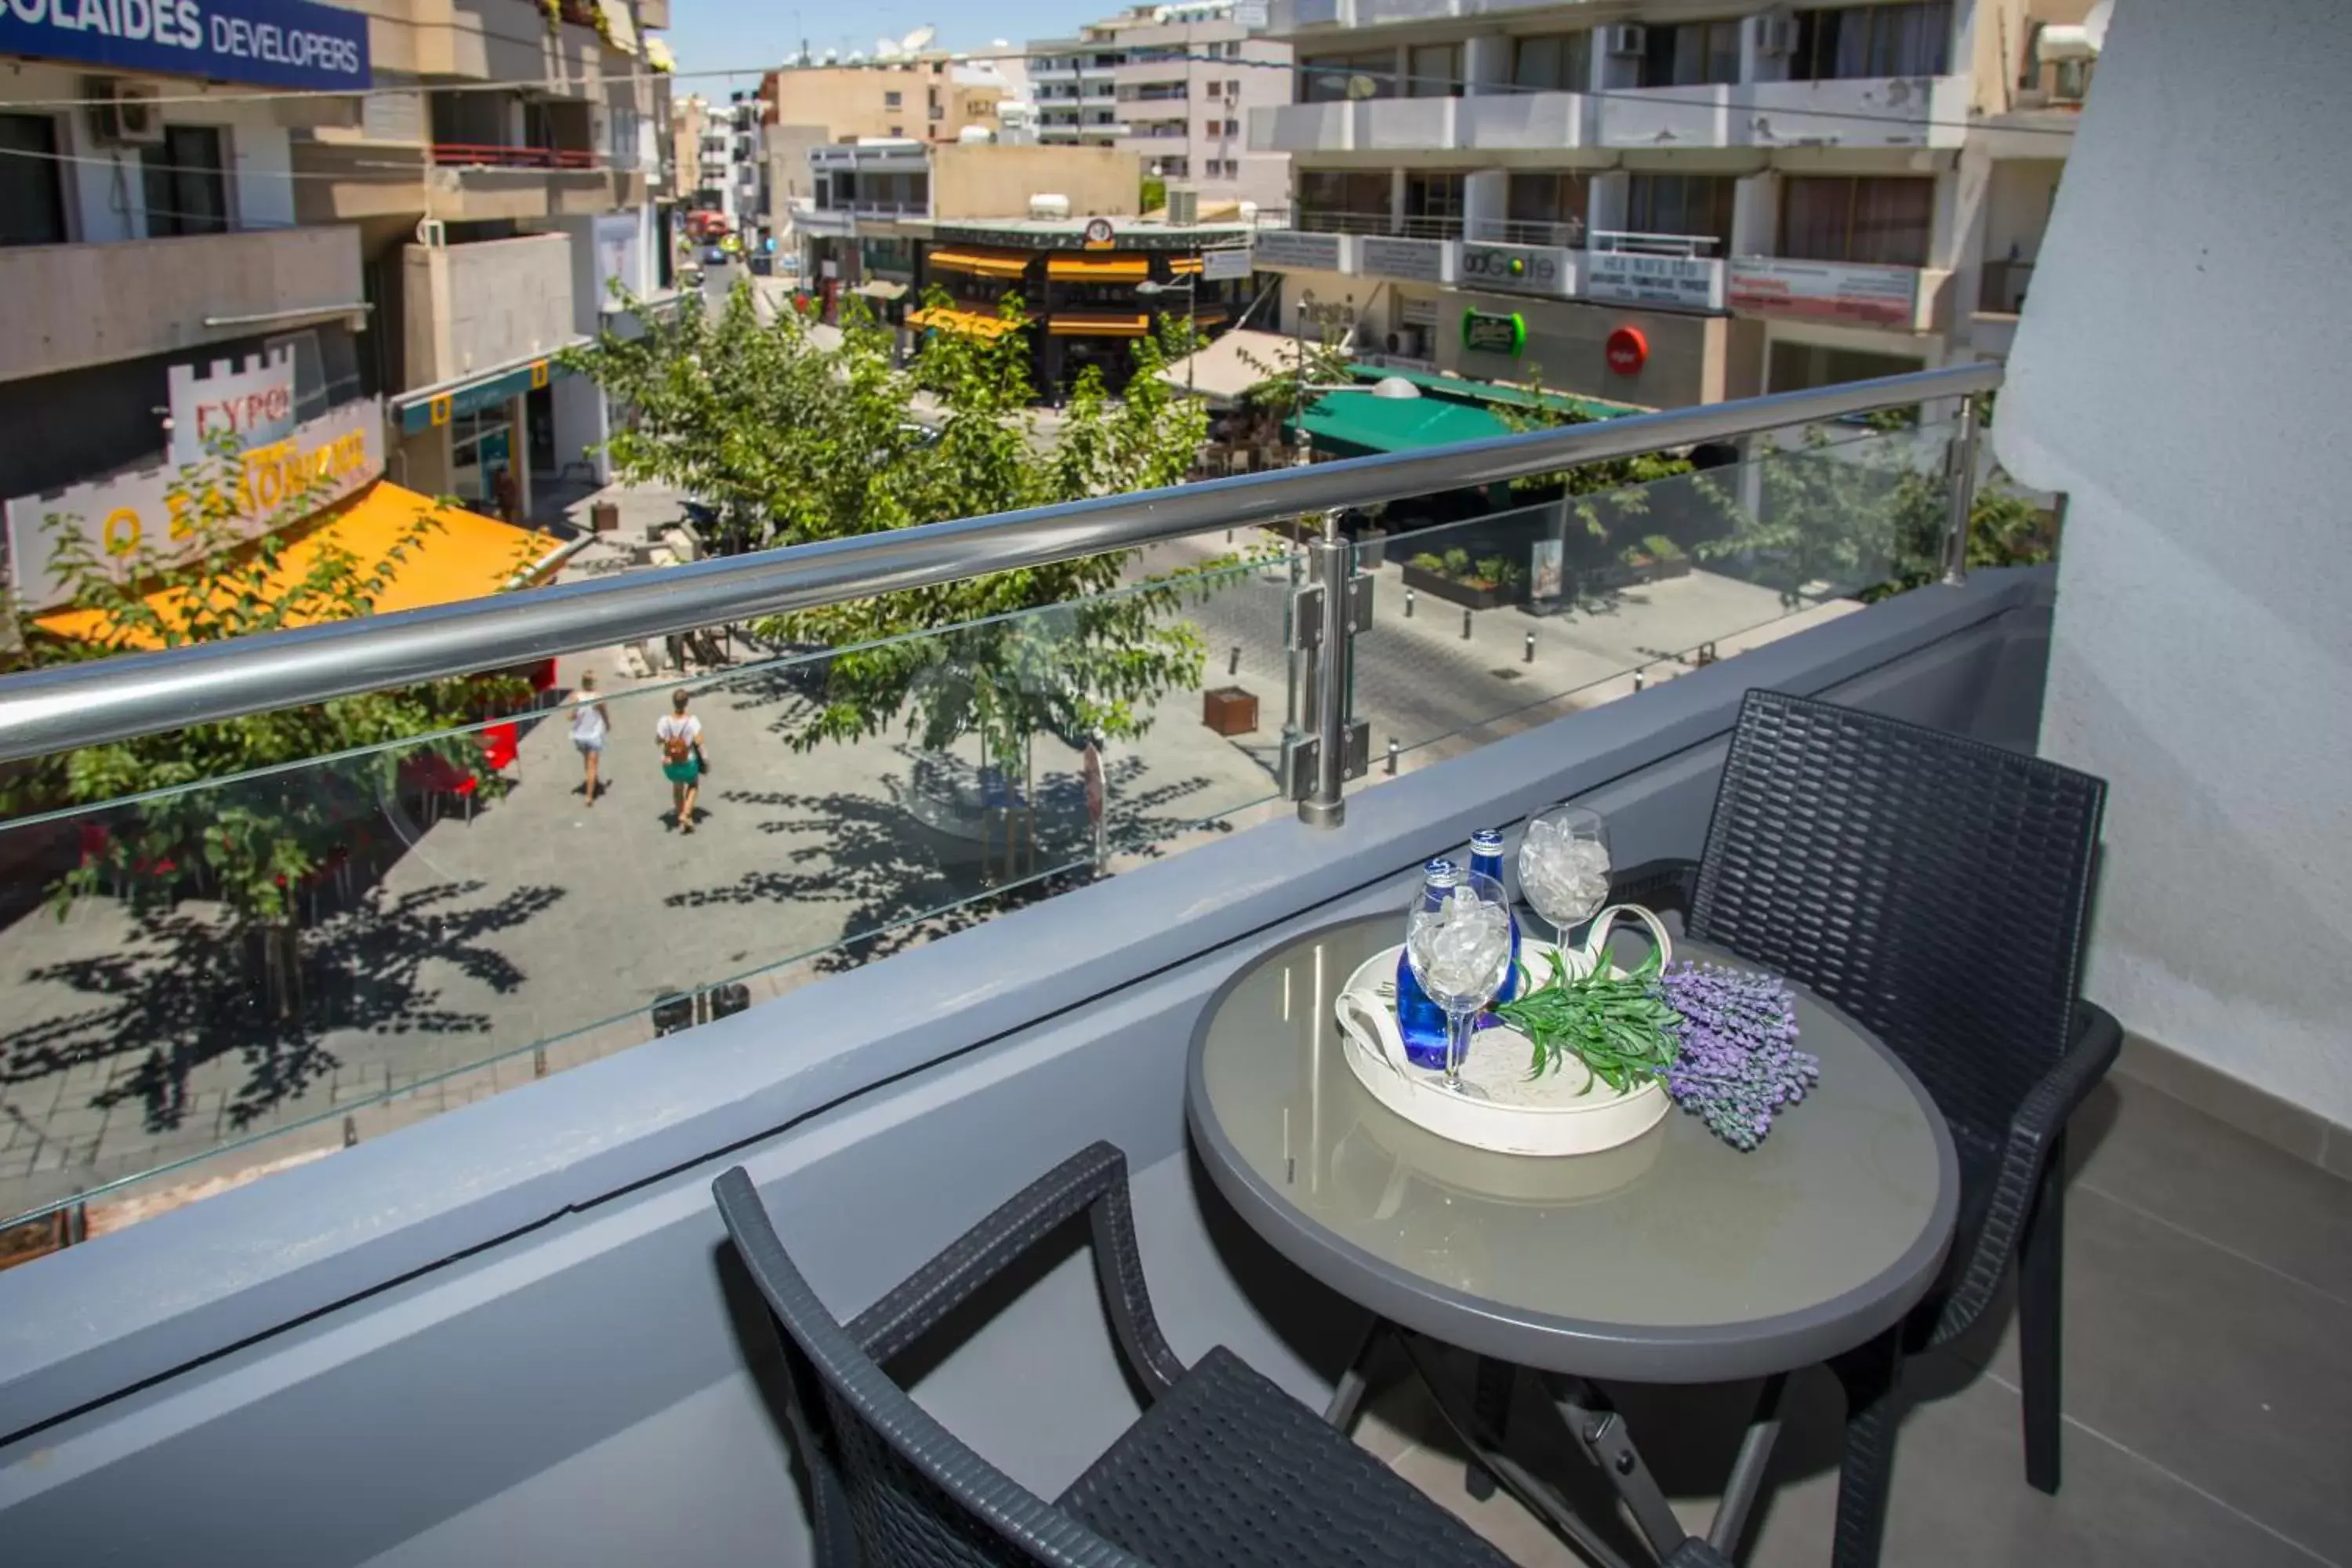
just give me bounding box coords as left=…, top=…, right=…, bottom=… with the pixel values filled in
left=1468, top=829, right=1523, bottom=1016
left=1395, top=858, right=1459, bottom=1069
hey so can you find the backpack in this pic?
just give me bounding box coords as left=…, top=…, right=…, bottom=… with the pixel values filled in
left=662, top=723, right=693, bottom=764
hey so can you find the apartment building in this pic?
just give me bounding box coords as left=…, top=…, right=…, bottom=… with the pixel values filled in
left=281, top=0, right=670, bottom=508
left=797, top=140, right=1254, bottom=400
left=1028, top=1, right=1294, bottom=216
left=758, top=60, right=1010, bottom=147
left=1247, top=0, right=2089, bottom=408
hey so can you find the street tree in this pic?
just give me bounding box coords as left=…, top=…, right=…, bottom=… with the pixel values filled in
left=568, top=285, right=1221, bottom=841
left=0, top=437, right=526, bottom=1008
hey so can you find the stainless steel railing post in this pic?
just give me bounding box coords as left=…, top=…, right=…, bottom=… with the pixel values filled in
left=1287, top=511, right=1371, bottom=829
left=1941, top=394, right=1983, bottom=586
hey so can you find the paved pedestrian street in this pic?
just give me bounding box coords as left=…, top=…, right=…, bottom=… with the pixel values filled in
left=0, top=495, right=1856, bottom=1232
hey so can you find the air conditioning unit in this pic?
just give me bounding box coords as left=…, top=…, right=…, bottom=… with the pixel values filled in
left=1605, top=25, right=1647, bottom=57
left=89, top=79, right=164, bottom=146
left=1167, top=184, right=1199, bottom=225
left=1755, top=15, right=1797, bottom=56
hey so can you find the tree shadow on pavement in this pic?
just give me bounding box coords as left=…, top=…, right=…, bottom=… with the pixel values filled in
left=0, top=880, right=565, bottom=1136
left=666, top=752, right=1238, bottom=977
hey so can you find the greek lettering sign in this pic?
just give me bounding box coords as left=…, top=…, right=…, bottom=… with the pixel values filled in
left=0, top=0, right=371, bottom=91
left=1200, top=245, right=1254, bottom=281
left=1457, top=242, right=1573, bottom=297
left=5, top=397, right=384, bottom=611
left=168, top=346, right=296, bottom=467
left=1586, top=251, right=1726, bottom=311
left=1358, top=235, right=1446, bottom=285
left=1250, top=229, right=1345, bottom=272
left=1726, top=257, right=1921, bottom=329
left=1460, top=309, right=1526, bottom=358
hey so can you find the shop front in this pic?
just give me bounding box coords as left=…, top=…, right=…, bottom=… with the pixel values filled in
left=1439, top=290, right=1759, bottom=410
left=390, top=353, right=582, bottom=524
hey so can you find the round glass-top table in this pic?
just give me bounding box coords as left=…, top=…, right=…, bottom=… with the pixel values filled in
left=1186, top=913, right=1961, bottom=1385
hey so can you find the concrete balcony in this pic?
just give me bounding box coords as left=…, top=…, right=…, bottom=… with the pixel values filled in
left=1742, top=75, right=1971, bottom=151
left=1458, top=89, right=1591, bottom=151
left=1599, top=84, right=1735, bottom=151
left=0, top=227, right=365, bottom=385
left=1726, top=256, right=1952, bottom=334
left=1250, top=96, right=1458, bottom=153
left=293, top=138, right=641, bottom=224
left=401, top=233, right=577, bottom=392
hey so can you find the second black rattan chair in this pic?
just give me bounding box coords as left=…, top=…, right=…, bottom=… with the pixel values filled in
left=718, top=1142, right=1690, bottom=1568
left=1610, top=688, right=2118, bottom=1568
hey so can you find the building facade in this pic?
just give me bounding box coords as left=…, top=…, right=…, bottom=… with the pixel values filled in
left=1029, top=2, right=1294, bottom=216
left=1247, top=0, right=2089, bottom=408
left=758, top=60, right=1010, bottom=148
left=797, top=140, right=1254, bottom=401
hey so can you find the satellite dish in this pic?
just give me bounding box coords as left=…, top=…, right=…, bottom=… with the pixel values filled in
left=1345, top=74, right=1378, bottom=101
left=847, top=49, right=866, bottom=61
left=901, top=24, right=936, bottom=53
left=875, top=37, right=900, bottom=59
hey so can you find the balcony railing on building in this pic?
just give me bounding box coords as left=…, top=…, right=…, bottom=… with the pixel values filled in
left=1295, top=209, right=1464, bottom=241
left=430, top=143, right=603, bottom=170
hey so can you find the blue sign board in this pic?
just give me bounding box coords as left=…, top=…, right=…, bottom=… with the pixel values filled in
left=0, top=0, right=369, bottom=92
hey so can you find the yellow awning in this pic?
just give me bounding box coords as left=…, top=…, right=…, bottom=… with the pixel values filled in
left=926, top=247, right=1033, bottom=280
left=1048, top=313, right=1152, bottom=338
left=644, top=36, right=674, bottom=71
left=34, top=482, right=559, bottom=652
left=1047, top=254, right=1149, bottom=282
left=1169, top=256, right=1203, bottom=275
left=908, top=307, right=1025, bottom=339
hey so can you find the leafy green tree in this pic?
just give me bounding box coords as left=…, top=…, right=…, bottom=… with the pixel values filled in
left=568, top=284, right=1220, bottom=815
left=0, top=437, right=524, bottom=1004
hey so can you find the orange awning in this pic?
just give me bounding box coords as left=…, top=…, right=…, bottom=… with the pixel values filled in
left=908, top=307, right=1026, bottom=339
left=34, top=482, right=561, bottom=652
left=926, top=246, right=1033, bottom=280
left=1048, top=313, right=1152, bottom=338
left=1047, top=254, right=1149, bottom=282
left=1169, top=256, right=1203, bottom=275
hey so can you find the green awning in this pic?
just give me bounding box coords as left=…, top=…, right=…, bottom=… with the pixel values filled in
left=1344, top=364, right=1645, bottom=422
left=1287, top=392, right=1515, bottom=459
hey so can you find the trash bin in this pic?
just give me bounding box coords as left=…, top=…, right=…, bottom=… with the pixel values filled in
left=590, top=501, right=620, bottom=533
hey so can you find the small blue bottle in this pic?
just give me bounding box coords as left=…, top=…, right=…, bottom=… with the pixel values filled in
left=1468, top=829, right=1523, bottom=1015
left=1395, top=859, right=1459, bottom=1069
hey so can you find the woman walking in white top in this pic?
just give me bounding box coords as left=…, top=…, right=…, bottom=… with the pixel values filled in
left=569, top=671, right=612, bottom=805
left=655, top=687, right=707, bottom=833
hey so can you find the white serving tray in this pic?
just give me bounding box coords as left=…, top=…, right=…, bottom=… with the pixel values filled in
left=1332, top=905, right=1674, bottom=1159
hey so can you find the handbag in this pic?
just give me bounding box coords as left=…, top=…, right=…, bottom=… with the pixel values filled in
left=691, top=742, right=710, bottom=778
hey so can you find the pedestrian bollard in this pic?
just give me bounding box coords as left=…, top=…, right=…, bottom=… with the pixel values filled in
left=1404, top=586, right=1414, bottom=619
left=1386, top=737, right=1399, bottom=776
left=1229, top=644, right=1240, bottom=677
left=1461, top=608, right=1472, bottom=641
left=1523, top=630, right=1535, bottom=664
left=1634, top=667, right=1647, bottom=692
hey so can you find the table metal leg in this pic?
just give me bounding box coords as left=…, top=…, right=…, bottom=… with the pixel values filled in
left=1543, top=1372, right=1691, bottom=1566
left=1708, top=1373, right=1787, bottom=1554
left=1391, top=1332, right=1637, bottom=1568
left=1465, top=1355, right=1515, bottom=1501
left=1323, top=1317, right=1385, bottom=1433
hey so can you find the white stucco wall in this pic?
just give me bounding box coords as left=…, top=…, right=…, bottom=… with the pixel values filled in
left=1996, top=0, right=2352, bottom=1123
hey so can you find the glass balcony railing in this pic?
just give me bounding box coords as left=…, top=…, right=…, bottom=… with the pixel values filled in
left=0, top=364, right=2007, bottom=1254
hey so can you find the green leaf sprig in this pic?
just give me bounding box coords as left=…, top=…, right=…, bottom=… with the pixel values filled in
left=1494, top=944, right=1682, bottom=1094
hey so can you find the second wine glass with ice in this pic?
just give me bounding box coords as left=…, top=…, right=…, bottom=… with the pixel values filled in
left=1516, top=804, right=1613, bottom=953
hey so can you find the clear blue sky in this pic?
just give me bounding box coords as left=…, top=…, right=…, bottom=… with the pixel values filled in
left=665, top=2, right=1112, bottom=87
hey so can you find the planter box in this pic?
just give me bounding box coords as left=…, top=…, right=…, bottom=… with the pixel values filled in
left=590, top=501, right=621, bottom=533
left=1402, top=563, right=1517, bottom=612
left=1202, top=686, right=1259, bottom=736
left=1578, top=554, right=1693, bottom=593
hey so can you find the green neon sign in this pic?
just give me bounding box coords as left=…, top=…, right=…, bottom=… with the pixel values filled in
left=1461, top=308, right=1526, bottom=358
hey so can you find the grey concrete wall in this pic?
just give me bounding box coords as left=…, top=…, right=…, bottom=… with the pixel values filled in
left=401, top=234, right=576, bottom=390
left=0, top=574, right=2051, bottom=1566
left=1996, top=0, right=2352, bottom=1125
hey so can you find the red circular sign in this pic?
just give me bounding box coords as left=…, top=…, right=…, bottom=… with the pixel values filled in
left=1605, top=325, right=1650, bottom=376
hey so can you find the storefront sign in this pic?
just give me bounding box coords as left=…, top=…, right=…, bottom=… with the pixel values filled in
left=1251, top=229, right=1345, bottom=272
left=1082, top=217, right=1116, bottom=250
left=1457, top=242, right=1572, bottom=297
left=594, top=212, right=643, bottom=302
left=1726, top=257, right=1922, bottom=329
left=167, top=347, right=296, bottom=466
left=1358, top=235, right=1447, bottom=285
left=5, top=397, right=385, bottom=611
left=1606, top=325, right=1650, bottom=376
left=1399, top=295, right=1439, bottom=328
left=1200, top=245, right=1254, bottom=281
left=1461, top=309, right=1526, bottom=358
left=1585, top=251, right=1726, bottom=311
left=0, top=0, right=369, bottom=91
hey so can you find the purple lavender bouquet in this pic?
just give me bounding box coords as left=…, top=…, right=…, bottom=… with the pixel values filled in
left=1655, top=961, right=1820, bottom=1150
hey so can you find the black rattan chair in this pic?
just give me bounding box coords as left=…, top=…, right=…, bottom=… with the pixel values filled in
left=1610, top=689, right=2119, bottom=1567
left=719, top=1142, right=1674, bottom=1568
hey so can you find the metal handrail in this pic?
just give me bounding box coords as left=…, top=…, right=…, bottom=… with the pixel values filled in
left=0, top=363, right=2002, bottom=767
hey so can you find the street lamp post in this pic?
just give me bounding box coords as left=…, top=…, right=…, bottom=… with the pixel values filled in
left=1135, top=270, right=1200, bottom=400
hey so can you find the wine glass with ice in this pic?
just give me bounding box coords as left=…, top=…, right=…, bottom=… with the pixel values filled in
left=1516, top=804, right=1612, bottom=953
left=1404, top=869, right=1514, bottom=1092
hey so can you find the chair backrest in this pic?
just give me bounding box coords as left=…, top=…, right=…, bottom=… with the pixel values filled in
left=1687, top=690, right=2106, bottom=1144
left=711, top=1168, right=1144, bottom=1568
